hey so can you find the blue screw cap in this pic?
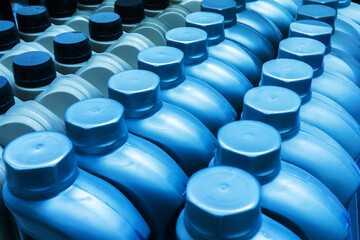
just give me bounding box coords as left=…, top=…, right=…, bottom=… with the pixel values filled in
left=108, top=70, right=162, bottom=118
left=166, top=27, right=208, bottom=65
left=138, top=46, right=185, bottom=89
left=215, top=120, right=281, bottom=184
left=13, top=51, right=56, bottom=88
left=16, top=6, right=51, bottom=34
left=3, top=131, right=78, bottom=200
left=242, top=86, right=301, bottom=139
left=201, top=0, right=237, bottom=28
left=303, top=0, right=338, bottom=10
left=296, top=4, right=336, bottom=28
left=260, top=58, right=313, bottom=103
left=0, top=20, right=20, bottom=51
left=178, top=166, right=261, bottom=239
left=65, top=98, right=128, bottom=155
left=278, top=37, right=325, bottom=77
left=186, top=12, right=225, bottom=45
left=53, top=32, right=92, bottom=64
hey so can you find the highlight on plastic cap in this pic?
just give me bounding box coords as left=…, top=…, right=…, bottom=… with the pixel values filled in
left=108, top=70, right=162, bottom=119
left=65, top=98, right=128, bottom=155
left=13, top=51, right=56, bottom=88
left=260, top=59, right=313, bottom=103
left=16, top=6, right=51, bottom=33
left=0, top=76, right=15, bottom=114
left=178, top=166, right=261, bottom=239
left=215, top=120, right=281, bottom=184
left=0, top=20, right=20, bottom=51
left=338, top=0, right=350, bottom=8
left=277, top=37, right=325, bottom=77
left=303, top=0, right=338, bottom=10
left=138, top=46, right=185, bottom=89
left=89, top=12, right=123, bottom=41
left=114, top=0, right=145, bottom=24
left=201, top=0, right=237, bottom=28
left=79, top=0, right=104, bottom=5
left=296, top=4, right=336, bottom=28
left=166, top=27, right=208, bottom=65
left=45, top=0, right=77, bottom=18
left=242, top=86, right=301, bottom=139
left=3, top=131, right=78, bottom=200
left=289, top=20, right=332, bottom=54
left=234, top=0, right=246, bottom=12
left=143, top=0, right=169, bottom=10
left=53, top=32, right=92, bottom=64
left=185, top=12, right=225, bottom=46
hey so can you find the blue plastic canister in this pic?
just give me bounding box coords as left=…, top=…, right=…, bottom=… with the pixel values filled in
left=212, top=120, right=351, bottom=240
left=176, top=166, right=300, bottom=240
left=200, top=0, right=276, bottom=62
left=260, top=58, right=360, bottom=160
left=241, top=86, right=360, bottom=206
left=296, top=4, right=360, bottom=63
left=65, top=97, right=188, bottom=240
left=289, top=19, right=360, bottom=87
left=138, top=46, right=237, bottom=136
left=2, top=131, right=150, bottom=240
left=185, top=11, right=263, bottom=86
left=277, top=37, right=360, bottom=125
left=166, top=27, right=253, bottom=114
left=108, top=69, right=217, bottom=176
left=337, top=0, right=360, bottom=26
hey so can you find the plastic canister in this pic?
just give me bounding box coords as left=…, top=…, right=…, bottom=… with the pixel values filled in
left=166, top=27, right=253, bottom=114
left=241, top=85, right=360, bottom=206
left=108, top=69, right=217, bottom=176
left=65, top=98, right=188, bottom=240
left=2, top=131, right=151, bottom=240
left=338, top=0, right=360, bottom=26
left=212, top=120, right=351, bottom=240
left=62, top=10, right=92, bottom=36
left=138, top=46, right=237, bottom=135
left=176, top=166, right=301, bottom=240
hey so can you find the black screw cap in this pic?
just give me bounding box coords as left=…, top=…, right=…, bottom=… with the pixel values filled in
left=114, top=0, right=145, bottom=24
left=16, top=6, right=51, bottom=33
left=0, top=76, right=15, bottom=114
left=89, top=12, right=123, bottom=41
left=0, top=20, right=20, bottom=51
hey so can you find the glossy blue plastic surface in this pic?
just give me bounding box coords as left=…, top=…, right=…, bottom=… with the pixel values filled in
left=245, top=0, right=294, bottom=37
left=165, top=27, right=253, bottom=114
left=108, top=70, right=217, bottom=176
left=212, top=120, right=351, bottom=240
left=338, top=1, right=360, bottom=26
left=289, top=20, right=360, bottom=87
left=2, top=132, right=150, bottom=240
left=242, top=86, right=360, bottom=206
left=138, top=46, right=237, bottom=136
left=176, top=166, right=300, bottom=240
left=277, top=37, right=360, bottom=124
left=65, top=98, right=188, bottom=240
left=185, top=12, right=263, bottom=86
left=260, top=58, right=360, bottom=159
left=200, top=0, right=276, bottom=62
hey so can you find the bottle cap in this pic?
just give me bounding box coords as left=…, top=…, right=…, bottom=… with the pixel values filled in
left=53, top=32, right=92, bottom=64
left=260, top=58, right=313, bottom=103
left=0, top=20, right=20, bottom=51
left=289, top=20, right=332, bottom=54
left=296, top=4, right=336, bottom=28
left=138, top=46, right=185, bottom=89
left=338, top=0, right=350, bottom=8
left=3, top=131, right=78, bottom=199
left=108, top=70, right=162, bottom=118
left=186, top=12, right=225, bottom=45
left=89, top=12, right=123, bottom=41
left=65, top=98, right=128, bottom=154
left=114, top=0, right=145, bottom=24
left=179, top=166, right=261, bottom=239
left=45, top=0, right=77, bottom=18
left=0, top=76, right=15, bottom=114
left=215, top=120, right=281, bottom=184
left=303, top=0, right=338, bottom=10
left=277, top=37, right=325, bottom=77
left=242, top=86, right=301, bottom=139
left=79, top=0, right=104, bottom=5
left=16, top=6, right=51, bottom=33
left=234, top=0, right=246, bottom=12
left=13, top=51, right=56, bottom=88
left=166, top=27, right=208, bottom=65
left=143, top=0, right=169, bottom=10
left=201, top=0, right=237, bottom=28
